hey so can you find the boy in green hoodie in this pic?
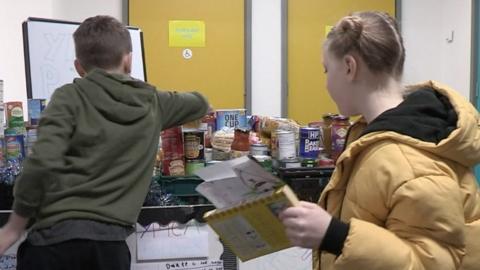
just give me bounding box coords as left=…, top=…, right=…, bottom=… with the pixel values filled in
left=0, top=15, right=209, bottom=270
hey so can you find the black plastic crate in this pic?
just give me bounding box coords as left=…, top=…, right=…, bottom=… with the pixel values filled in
left=276, top=167, right=333, bottom=202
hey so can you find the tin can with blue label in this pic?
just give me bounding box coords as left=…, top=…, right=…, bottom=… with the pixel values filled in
left=5, top=134, right=25, bottom=161
left=28, top=99, right=46, bottom=126
left=299, top=127, right=321, bottom=159
left=215, top=109, right=247, bottom=130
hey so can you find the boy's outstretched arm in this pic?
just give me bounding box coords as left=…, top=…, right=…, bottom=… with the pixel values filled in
left=0, top=212, right=28, bottom=255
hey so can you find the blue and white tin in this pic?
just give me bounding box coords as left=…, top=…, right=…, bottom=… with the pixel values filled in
left=299, top=127, right=321, bottom=159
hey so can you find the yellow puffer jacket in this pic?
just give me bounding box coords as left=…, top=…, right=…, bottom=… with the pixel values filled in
left=314, top=81, right=480, bottom=270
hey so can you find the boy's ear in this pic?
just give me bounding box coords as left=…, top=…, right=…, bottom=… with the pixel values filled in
left=122, top=53, right=132, bottom=75
left=74, top=59, right=87, bottom=77
left=343, top=54, right=357, bottom=82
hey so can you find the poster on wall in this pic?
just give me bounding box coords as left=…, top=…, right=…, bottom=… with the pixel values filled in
left=169, top=20, right=206, bottom=47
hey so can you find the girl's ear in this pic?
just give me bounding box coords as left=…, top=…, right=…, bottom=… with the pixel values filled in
left=343, top=54, right=357, bottom=81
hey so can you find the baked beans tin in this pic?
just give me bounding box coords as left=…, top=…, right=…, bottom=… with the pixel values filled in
left=272, top=130, right=296, bottom=160
left=183, top=129, right=205, bottom=161
left=5, top=102, right=24, bottom=128
left=215, top=109, right=247, bottom=130
left=161, top=127, right=185, bottom=176
left=299, top=127, right=321, bottom=159
left=28, top=99, right=46, bottom=126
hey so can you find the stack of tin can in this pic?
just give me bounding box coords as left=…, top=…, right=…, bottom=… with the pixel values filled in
left=26, top=99, right=45, bottom=156
left=4, top=102, right=25, bottom=163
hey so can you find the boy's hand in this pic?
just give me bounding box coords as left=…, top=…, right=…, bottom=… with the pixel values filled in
left=279, top=201, right=332, bottom=249
left=0, top=212, right=29, bottom=255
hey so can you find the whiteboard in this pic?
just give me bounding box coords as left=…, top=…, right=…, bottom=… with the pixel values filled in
left=23, top=17, right=146, bottom=100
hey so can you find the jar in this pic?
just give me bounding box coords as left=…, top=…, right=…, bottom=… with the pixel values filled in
left=321, top=113, right=337, bottom=159
left=230, top=128, right=250, bottom=159
left=331, top=115, right=350, bottom=162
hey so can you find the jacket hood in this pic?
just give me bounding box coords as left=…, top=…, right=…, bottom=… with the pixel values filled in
left=346, top=81, right=480, bottom=167
left=74, top=69, right=156, bottom=123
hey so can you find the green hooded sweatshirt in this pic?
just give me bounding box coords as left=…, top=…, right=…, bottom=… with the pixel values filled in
left=13, top=69, right=209, bottom=230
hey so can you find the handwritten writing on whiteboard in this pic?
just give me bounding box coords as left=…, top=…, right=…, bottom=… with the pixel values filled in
left=0, top=255, right=16, bottom=270
left=159, top=260, right=223, bottom=270
left=137, top=222, right=209, bottom=260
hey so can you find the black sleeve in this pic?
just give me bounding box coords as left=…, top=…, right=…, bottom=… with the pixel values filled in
left=320, top=217, right=350, bottom=256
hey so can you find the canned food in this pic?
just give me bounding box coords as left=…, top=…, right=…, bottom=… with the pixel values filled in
left=5, top=134, right=25, bottom=161
left=26, top=128, right=38, bottom=156
left=5, top=102, right=24, bottom=129
left=161, top=126, right=185, bottom=176
left=204, top=148, right=213, bottom=162
left=250, top=143, right=269, bottom=156
left=202, top=112, right=216, bottom=147
left=331, top=115, right=350, bottom=161
left=185, top=160, right=205, bottom=176
left=322, top=113, right=338, bottom=158
left=273, top=130, right=296, bottom=160
left=299, top=127, right=321, bottom=159
left=215, top=109, right=247, bottom=130
left=163, top=159, right=185, bottom=176
left=279, top=158, right=301, bottom=169
left=28, top=99, right=46, bottom=126
left=183, top=129, right=205, bottom=161
left=301, top=158, right=317, bottom=168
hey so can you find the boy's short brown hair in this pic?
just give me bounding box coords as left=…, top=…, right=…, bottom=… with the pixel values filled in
left=73, top=15, right=132, bottom=72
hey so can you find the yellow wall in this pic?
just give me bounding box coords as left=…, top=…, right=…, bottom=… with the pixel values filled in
left=288, top=0, right=395, bottom=125
left=129, top=0, right=245, bottom=109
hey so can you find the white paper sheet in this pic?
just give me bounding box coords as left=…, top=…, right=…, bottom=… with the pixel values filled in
left=195, top=156, right=284, bottom=209
left=238, top=247, right=312, bottom=270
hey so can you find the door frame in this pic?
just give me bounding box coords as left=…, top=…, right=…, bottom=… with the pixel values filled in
left=472, top=0, right=480, bottom=182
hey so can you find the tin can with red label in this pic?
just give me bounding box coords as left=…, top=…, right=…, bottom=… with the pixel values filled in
left=161, top=126, right=185, bottom=176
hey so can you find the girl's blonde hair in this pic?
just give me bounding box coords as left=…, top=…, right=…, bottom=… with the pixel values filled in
left=326, top=11, right=405, bottom=79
